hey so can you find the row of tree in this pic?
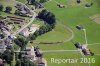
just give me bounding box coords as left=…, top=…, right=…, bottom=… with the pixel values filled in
left=14, top=36, right=36, bottom=66
left=27, top=0, right=48, bottom=4
left=0, top=4, right=12, bottom=13
left=15, top=54, right=35, bottom=66
left=38, top=9, right=56, bottom=28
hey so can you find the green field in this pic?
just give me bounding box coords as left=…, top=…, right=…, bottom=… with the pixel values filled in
left=34, top=23, right=72, bottom=42
left=88, top=44, right=100, bottom=54
left=32, top=0, right=100, bottom=66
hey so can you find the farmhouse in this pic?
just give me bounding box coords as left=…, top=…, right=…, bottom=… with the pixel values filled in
left=38, top=58, right=47, bottom=66
left=82, top=48, right=90, bottom=55
left=57, top=4, right=65, bottom=8
left=34, top=46, right=47, bottom=66
left=35, top=47, right=42, bottom=57
left=74, top=42, right=82, bottom=48
left=76, top=25, right=83, bottom=30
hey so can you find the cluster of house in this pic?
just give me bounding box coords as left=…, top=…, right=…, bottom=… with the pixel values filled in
left=19, top=24, right=39, bottom=37
left=15, top=3, right=33, bottom=17
left=7, top=16, right=25, bottom=24
left=74, top=42, right=94, bottom=56
left=0, top=16, right=26, bottom=39
left=27, top=0, right=44, bottom=9
left=0, top=16, right=25, bottom=27
left=0, top=15, right=19, bottom=66
left=18, top=46, right=47, bottom=66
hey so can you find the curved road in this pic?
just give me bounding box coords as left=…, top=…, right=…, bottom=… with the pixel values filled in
left=57, top=21, right=75, bottom=43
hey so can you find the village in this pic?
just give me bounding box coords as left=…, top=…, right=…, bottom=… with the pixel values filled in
left=0, top=0, right=100, bottom=66
left=0, top=0, right=47, bottom=66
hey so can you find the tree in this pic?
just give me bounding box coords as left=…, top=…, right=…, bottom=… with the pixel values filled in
left=38, top=9, right=48, bottom=19
left=38, top=9, right=56, bottom=25
left=45, top=23, right=52, bottom=32
left=5, top=6, right=12, bottom=13
left=29, top=61, right=35, bottom=66
left=2, top=48, right=14, bottom=66
left=38, top=27, right=44, bottom=35
left=31, top=0, right=36, bottom=5
left=34, top=30, right=39, bottom=36
left=29, top=34, right=36, bottom=40
left=0, top=4, right=3, bottom=11
left=45, top=12, right=56, bottom=25
left=27, top=0, right=30, bottom=4
left=77, top=0, right=81, bottom=3
left=40, top=26, right=47, bottom=34
left=14, top=10, right=21, bottom=15
left=15, top=59, right=21, bottom=66
left=38, top=9, right=56, bottom=29
left=16, top=56, right=35, bottom=66
left=14, top=37, right=28, bottom=50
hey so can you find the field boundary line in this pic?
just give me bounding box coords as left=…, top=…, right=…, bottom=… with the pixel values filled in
left=88, top=43, right=100, bottom=45
left=95, top=54, right=100, bottom=56
left=42, top=50, right=79, bottom=53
